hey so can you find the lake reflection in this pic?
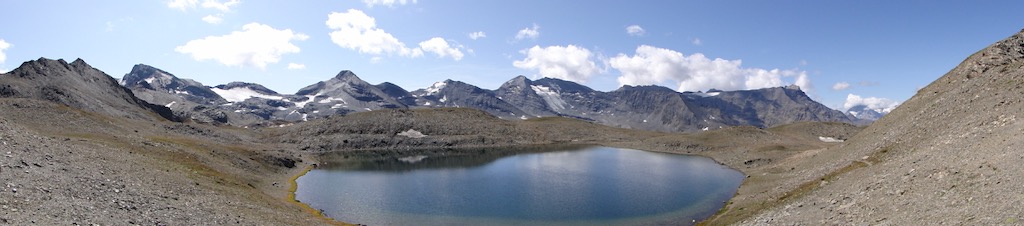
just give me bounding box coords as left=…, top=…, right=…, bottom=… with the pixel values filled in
left=295, top=146, right=744, bottom=226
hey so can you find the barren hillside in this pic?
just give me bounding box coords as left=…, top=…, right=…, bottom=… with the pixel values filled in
left=744, top=28, right=1024, bottom=225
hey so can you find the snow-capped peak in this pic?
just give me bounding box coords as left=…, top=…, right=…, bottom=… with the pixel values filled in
left=424, top=81, right=447, bottom=96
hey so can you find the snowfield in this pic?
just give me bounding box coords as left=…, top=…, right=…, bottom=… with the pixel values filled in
left=211, top=87, right=283, bottom=102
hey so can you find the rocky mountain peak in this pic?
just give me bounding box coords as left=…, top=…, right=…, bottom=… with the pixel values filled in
left=507, top=75, right=532, bottom=85
left=296, top=70, right=372, bottom=96
left=9, top=57, right=72, bottom=78
left=498, top=75, right=533, bottom=92
left=333, top=70, right=358, bottom=80
left=122, top=64, right=176, bottom=88
left=1, top=58, right=179, bottom=122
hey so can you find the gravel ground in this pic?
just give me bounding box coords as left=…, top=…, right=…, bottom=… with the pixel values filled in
left=0, top=98, right=331, bottom=225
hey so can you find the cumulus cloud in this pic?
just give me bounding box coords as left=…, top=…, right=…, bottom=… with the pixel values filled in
left=418, top=38, right=464, bottom=61
left=692, top=38, right=703, bottom=46
left=175, top=23, right=308, bottom=69
left=167, top=0, right=239, bottom=11
left=363, top=0, right=416, bottom=7
left=201, top=15, right=223, bottom=24
left=626, top=25, right=645, bottom=36
left=0, top=39, right=11, bottom=64
left=515, top=24, right=540, bottom=40
left=513, top=45, right=598, bottom=83
left=326, top=9, right=466, bottom=61
left=609, top=45, right=810, bottom=92
left=843, top=94, right=899, bottom=113
left=326, top=9, right=423, bottom=58
left=468, top=31, right=486, bottom=40
left=795, top=73, right=813, bottom=94
left=832, top=82, right=851, bottom=91
left=287, top=63, right=306, bottom=70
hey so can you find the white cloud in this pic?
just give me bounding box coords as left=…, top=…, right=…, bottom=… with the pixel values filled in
left=513, top=45, right=598, bottom=83
left=418, top=38, right=464, bottom=61
left=832, top=82, right=851, bottom=91
left=610, top=45, right=809, bottom=92
left=287, top=63, right=306, bottom=70
left=692, top=38, right=703, bottom=46
left=843, top=94, right=899, bottom=113
left=626, top=25, right=645, bottom=36
left=201, top=15, right=223, bottom=24
left=0, top=39, right=9, bottom=64
left=326, top=9, right=423, bottom=58
left=201, top=0, right=240, bottom=12
left=468, top=31, right=486, bottom=40
left=363, top=0, right=416, bottom=7
left=326, top=9, right=463, bottom=62
left=795, top=72, right=814, bottom=94
left=175, top=23, right=308, bottom=69
left=167, top=0, right=198, bottom=10
left=515, top=24, right=540, bottom=40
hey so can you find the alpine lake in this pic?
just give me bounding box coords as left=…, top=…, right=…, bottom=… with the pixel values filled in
left=295, top=146, right=744, bottom=225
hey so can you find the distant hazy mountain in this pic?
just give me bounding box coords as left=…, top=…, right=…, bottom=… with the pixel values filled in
left=119, top=65, right=855, bottom=131
left=845, top=104, right=886, bottom=121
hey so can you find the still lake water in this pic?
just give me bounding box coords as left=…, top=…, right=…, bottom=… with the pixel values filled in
left=295, top=146, right=744, bottom=225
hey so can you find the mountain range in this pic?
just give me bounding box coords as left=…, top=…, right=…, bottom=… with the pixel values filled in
left=119, top=64, right=858, bottom=132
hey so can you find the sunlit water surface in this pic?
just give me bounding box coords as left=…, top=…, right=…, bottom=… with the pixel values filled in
left=295, top=146, right=744, bottom=225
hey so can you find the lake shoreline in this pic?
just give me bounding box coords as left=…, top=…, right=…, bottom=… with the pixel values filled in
left=293, top=145, right=743, bottom=226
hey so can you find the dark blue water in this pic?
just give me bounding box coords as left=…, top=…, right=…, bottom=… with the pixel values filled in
left=295, top=146, right=744, bottom=225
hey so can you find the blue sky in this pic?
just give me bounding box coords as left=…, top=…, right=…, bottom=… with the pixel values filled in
left=1, top=1, right=1023, bottom=111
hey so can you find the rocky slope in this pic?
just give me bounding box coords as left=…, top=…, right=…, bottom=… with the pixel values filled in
left=0, top=98, right=330, bottom=225
left=739, top=28, right=1024, bottom=225
left=0, top=58, right=178, bottom=122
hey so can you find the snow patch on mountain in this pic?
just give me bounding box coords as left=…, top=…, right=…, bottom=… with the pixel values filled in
left=422, top=81, right=447, bottom=96
left=531, top=85, right=567, bottom=111
left=818, top=136, right=844, bottom=142
left=211, top=87, right=283, bottom=102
